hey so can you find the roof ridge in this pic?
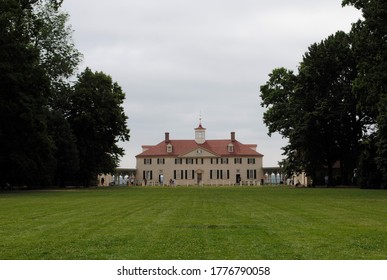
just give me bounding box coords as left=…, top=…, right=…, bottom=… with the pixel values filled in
left=136, top=137, right=263, bottom=158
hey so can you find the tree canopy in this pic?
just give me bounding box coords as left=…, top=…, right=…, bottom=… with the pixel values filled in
left=68, top=68, right=130, bottom=187
left=260, top=0, right=387, bottom=188
left=0, top=0, right=130, bottom=188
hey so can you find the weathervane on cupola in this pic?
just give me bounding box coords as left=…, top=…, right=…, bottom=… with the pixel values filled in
left=195, top=113, right=206, bottom=144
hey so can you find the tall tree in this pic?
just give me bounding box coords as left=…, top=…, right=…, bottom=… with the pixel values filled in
left=30, top=0, right=84, bottom=186
left=29, top=0, right=82, bottom=109
left=260, top=68, right=305, bottom=176
left=1, top=0, right=131, bottom=188
left=68, top=68, right=130, bottom=186
left=0, top=0, right=56, bottom=187
left=297, top=31, right=360, bottom=185
left=343, top=0, right=387, bottom=187
left=260, top=32, right=359, bottom=185
left=32, top=0, right=81, bottom=83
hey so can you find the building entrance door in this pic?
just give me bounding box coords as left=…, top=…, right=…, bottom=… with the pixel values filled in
left=159, top=174, right=164, bottom=185
left=236, top=174, right=241, bottom=185
left=197, top=173, right=202, bottom=185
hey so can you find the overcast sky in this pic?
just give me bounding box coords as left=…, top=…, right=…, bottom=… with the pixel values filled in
left=61, top=0, right=361, bottom=168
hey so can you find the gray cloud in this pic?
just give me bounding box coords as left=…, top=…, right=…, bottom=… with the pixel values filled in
left=62, top=0, right=361, bottom=168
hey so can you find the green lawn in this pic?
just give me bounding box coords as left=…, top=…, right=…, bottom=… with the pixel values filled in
left=0, top=186, right=386, bottom=260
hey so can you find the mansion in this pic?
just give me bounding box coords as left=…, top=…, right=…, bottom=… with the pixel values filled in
left=135, top=123, right=265, bottom=186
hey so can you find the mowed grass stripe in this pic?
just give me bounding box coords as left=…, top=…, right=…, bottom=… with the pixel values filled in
left=0, top=187, right=386, bottom=259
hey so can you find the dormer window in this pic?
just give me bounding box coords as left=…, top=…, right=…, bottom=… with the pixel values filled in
left=167, top=143, right=173, bottom=153
left=228, top=143, right=234, bottom=153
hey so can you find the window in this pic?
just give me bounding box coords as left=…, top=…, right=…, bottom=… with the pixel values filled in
left=173, top=170, right=185, bottom=180
left=184, top=170, right=195, bottom=180
left=211, top=170, right=226, bottom=179
left=221, top=158, right=229, bottom=164
left=144, top=158, right=152, bottom=165
left=157, top=158, right=165, bottom=165
left=186, top=158, right=194, bottom=164
left=228, top=143, right=234, bottom=153
left=247, top=170, right=257, bottom=179
left=167, top=144, right=173, bottom=153
left=143, top=170, right=153, bottom=180
left=211, top=158, right=219, bottom=165
left=195, top=158, right=204, bottom=165
left=234, top=158, right=242, bottom=164
left=175, top=158, right=183, bottom=165
left=248, top=158, right=256, bottom=164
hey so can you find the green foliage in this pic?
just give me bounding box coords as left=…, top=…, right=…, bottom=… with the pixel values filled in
left=344, top=0, right=387, bottom=187
left=260, top=68, right=298, bottom=137
left=376, top=96, right=387, bottom=183
left=1, top=1, right=130, bottom=187
left=47, top=111, right=79, bottom=187
left=260, top=32, right=359, bottom=185
left=260, top=68, right=307, bottom=177
left=67, top=68, right=130, bottom=186
left=30, top=0, right=82, bottom=106
left=357, top=135, right=383, bottom=188
left=298, top=32, right=360, bottom=185
left=261, top=1, right=387, bottom=188
left=0, top=0, right=56, bottom=187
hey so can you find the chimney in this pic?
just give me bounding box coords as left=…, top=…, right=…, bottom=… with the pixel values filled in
left=165, top=132, right=170, bottom=143
left=231, top=132, right=236, bottom=142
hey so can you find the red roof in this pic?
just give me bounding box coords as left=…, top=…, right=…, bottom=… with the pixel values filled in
left=136, top=139, right=264, bottom=158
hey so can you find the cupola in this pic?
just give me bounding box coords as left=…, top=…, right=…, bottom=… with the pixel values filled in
left=194, top=121, right=206, bottom=144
